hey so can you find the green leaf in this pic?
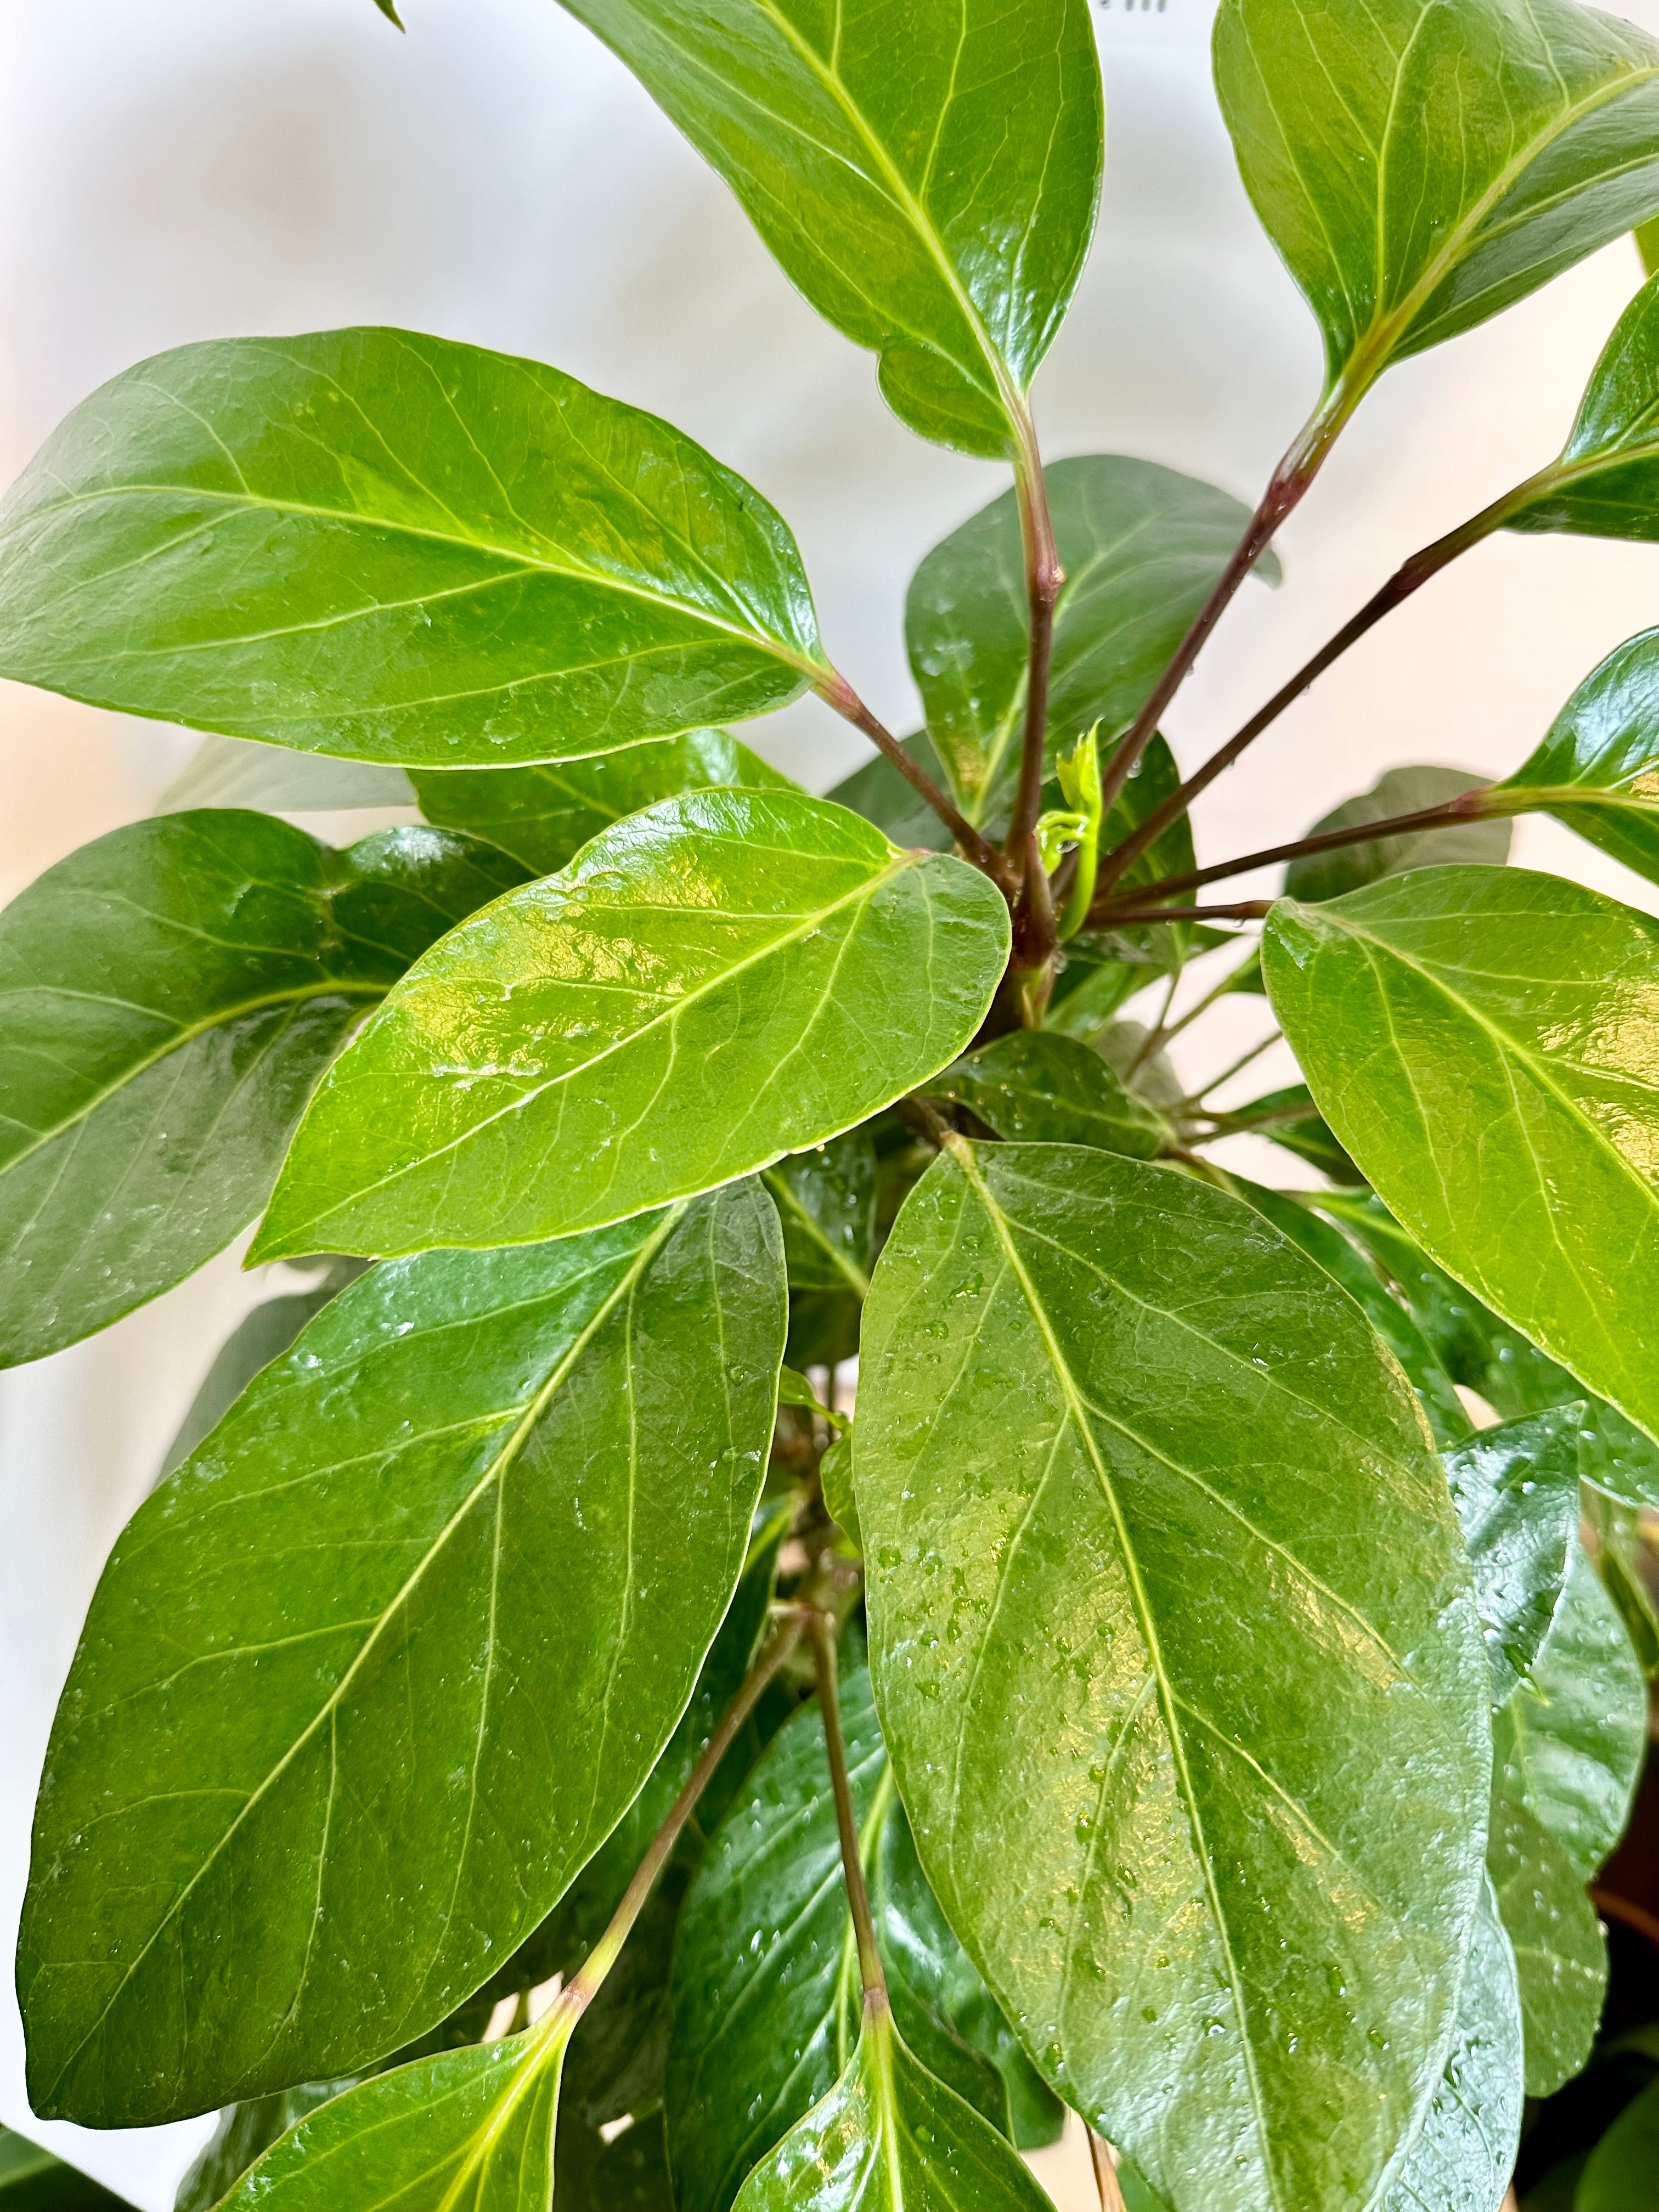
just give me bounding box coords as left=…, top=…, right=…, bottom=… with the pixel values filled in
left=826, top=732, right=952, bottom=855
left=19, top=1182, right=785, bottom=2125
left=1220, top=1173, right=1474, bottom=1448
left=820, top=1428, right=861, bottom=1549
left=156, top=736, right=416, bottom=815
left=552, top=0, right=1102, bottom=460
left=0, top=811, right=525, bottom=1366
left=857, top=1141, right=1491, bottom=2212
left=765, top=1131, right=879, bottom=1299
left=372, top=0, right=403, bottom=25
left=1576, top=2078, right=1659, bottom=2212
left=1229, top=1082, right=1365, bottom=1186
left=907, top=459, right=1278, bottom=823
left=1494, top=627, right=1659, bottom=884
left=1492, top=1544, right=1647, bottom=1881
left=1378, top=1883, right=1523, bottom=2212
left=1265, top=866, right=1659, bottom=1447
left=177, top=2082, right=366, bottom=2212
left=0, top=329, right=827, bottom=765
left=253, top=792, right=1010, bottom=1262
left=216, top=2004, right=578, bottom=2212
left=0, top=2131, right=133, bottom=2210
left=1283, top=767, right=1510, bottom=904
left=929, top=1031, right=1169, bottom=1157
left=1638, top=216, right=1659, bottom=276
left=1507, top=270, right=1659, bottom=541
left=411, top=729, right=798, bottom=878
left=1443, top=1409, right=1583, bottom=1707
left=667, top=1666, right=1020, bottom=2212
left=729, top=2001, right=1056, bottom=2212
left=159, top=1259, right=366, bottom=1476
left=1215, top=0, right=1659, bottom=397
left=1486, top=1793, right=1607, bottom=2097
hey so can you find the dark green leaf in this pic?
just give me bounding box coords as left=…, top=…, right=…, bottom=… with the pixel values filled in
left=0, top=811, right=524, bottom=1366
left=1228, top=1082, right=1365, bottom=1185
left=1494, top=627, right=1659, bottom=884
left=552, top=0, right=1102, bottom=460
left=0, top=2131, right=133, bottom=2211
left=157, top=736, right=415, bottom=815
left=728, top=2001, right=1054, bottom=2212
left=1506, top=270, right=1659, bottom=541
left=1576, top=2076, right=1659, bottom=2211
left=1486, top=1793, right=1607, bottom=2097
left=820, top=1429, right=861, bottom=1550
left=254, top=792, right=1009, bottom=1262
left=787, top=1290, right=864, bottom=1370
left=826, top=732, right=952, bottom=855
left=412, top=729, right=798, bottom=878
left=1283, top=767, right=1509, bottom=904
left=1265, top=867, right=1659, bottom=1446
left=929, top=1031, right=1169, bottom=1156
left=667, top=1667, right=1017, bottom=2212
left=858, top=1141, right=1491, bottom=2212
left=0, top=330, right=827, bottom=765
left=19, top=1182, right=785, bottom=2125
left=1492, top=1544, right=1647, bottom=1881
left=907, top=458, right=1278, bottom=821
left=1444, top=1409, right=1583, bottom=1707
left=765, top=1132, right=879, bottom=1299
left=1216, top=0, right=1659, bottom=393
left=159, top=1259, right=366, bottom=1476
left=1379, top=1883, right=1523, bottom=2212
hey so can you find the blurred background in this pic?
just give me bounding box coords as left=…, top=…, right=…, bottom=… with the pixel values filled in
left=5, top=0, right=1659, bottom=2201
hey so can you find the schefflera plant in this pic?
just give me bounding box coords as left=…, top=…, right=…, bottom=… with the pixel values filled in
left=2, top=2, right=1658, bottom=2210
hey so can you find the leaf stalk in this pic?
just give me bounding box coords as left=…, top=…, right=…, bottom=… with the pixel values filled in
left=816, top=672, right=1018, bottom=894
left=807, top=1610, right=887, bottom=2006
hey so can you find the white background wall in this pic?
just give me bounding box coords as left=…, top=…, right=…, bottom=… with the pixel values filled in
left=5, top=1, right=1659, bottom=2203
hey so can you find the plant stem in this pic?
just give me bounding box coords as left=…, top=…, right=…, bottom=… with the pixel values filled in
left=1127, top=970, right=1183, bottom=1075
left=1180, top=1029, right=1282, bottom=1111
left=1005, top=411, right=1063, bottom=870
left=1090, top=2132, right=1128, bottom=2212
left=564, top=1607, right=810, bottom=2012
left=816, top=671, right=1018, bottom=894
left=1092, top=789, right=1491, bottom=913
left=1094, top=469, right=1548, bottom=895
left=1152, top=945, right=1262, bottom=1057
left=807, top=1611, right=887, bottom=2005
left=1097, top=900, right=1273, bottom=927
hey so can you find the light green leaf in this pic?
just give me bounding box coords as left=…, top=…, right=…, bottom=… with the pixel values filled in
left=1283, top=767, right=1509, bottom=904
left=1492, top=1544, right=1647, bottom=1882
left=253, top=791, right=1009, bottom=1263
left=1506, top=269, right=1659, bottom=541
left=217, top=2003, right=577, bottom=2212
left=0, top=2130, right=133, bottom=2210
left=858, top=1141, right=1490, bottom=2212
left=729, top=2001, right=1056, bottom=2212
left=1215, top=0, right=1659, bottom=397
left=1486, top=1793, right=1607, bottom=2097
left=826, top=731, right=953, bottom=855
left=907, top=459, right=1278, bottom=823
left=19, top=1182, right=785, bottom=2125
left=411, top=729, right=798, bottom=878
left=156, top=735, right=416, bottom=815
left=929, top=1031, right=1169, bottom=1157
left=552, top=0, right=1102, bottom=460
left=1576, top=2078, right=1659, bottom=2212
left=0, top=329, right=826, bottom=765
left=1379, top=1884, right=1523, bottom=2212
left=1638, top=215, right=1659, bottom=275
left=0, top=811, right=525, bottom=1367
left=1494, top=627, right=1659, bottom=884
left=1265, top=867, right=1659, bottom=1447
left=765, top=1131, right=879, bottom=1299
left=667, top=1666, right=1023, bottom=2212
left=1443, top=1409, right=1583, bottom=1707
left=159, top=1259, right=366, bottom=1476
left=177, top=2081, right=366, bottom=2212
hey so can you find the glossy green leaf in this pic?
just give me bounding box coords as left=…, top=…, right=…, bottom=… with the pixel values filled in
left=552, top=0, right=1102, bottom=460
left=929, top=1031, right=1169, bottom=1157
left=177, top=2081, right=369, bottom=2212
left=1215, top=0, right=1659, bottom=393
left=254, top=791, right=1009, bottom=1262
left=411, top=729, right=798, bottom=878
left=907, top=458, right=1278, bottom=821
left=1265, top=867, right=1659, bottom=1446
left=1379, top=1884, right=1523, bottom=2212
left=826, top=732, right=952, bottom=855
left=159, top=1259, right=366, bottom=1476
left=1492, top=1544, right=1647, bottom=1882
left=0, top=329, right=826, bottom=765
left=1507, top=270, right=1659, bottom=541
left=216, top=2002, right=578, bottom=2212
left=1444, top=1409, right=1583, bottom=1707
left=0, top=2131, right=133, bottom=2211
left=859, top=1141, right=1491, bottom=2212
left=1283, top=768, right=1509, bottom=904
left=1221, top=1173, right=1473, bottom=1447
left=1229, top=1082, right=1364, bottom=1185
left=1494, top=627, right=1659, bottom=884
left=156, top=736, right=416, bottom=815
left=667, top=1666, right=1021, bottom=2212
left=19, top=1182, right=785, bottom=2125
left=1486, top=1793, right=1607, bottom=2097
left=729, top=2000, right=1056, bottom=2212
left=820, top=1429, right=862, bottom=1549
left=1576, top=2077, right=1659, bottom=2211
left=0, top=811, right=525, bottom=1366
left=765, top=1132, right=879, bottom=1299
